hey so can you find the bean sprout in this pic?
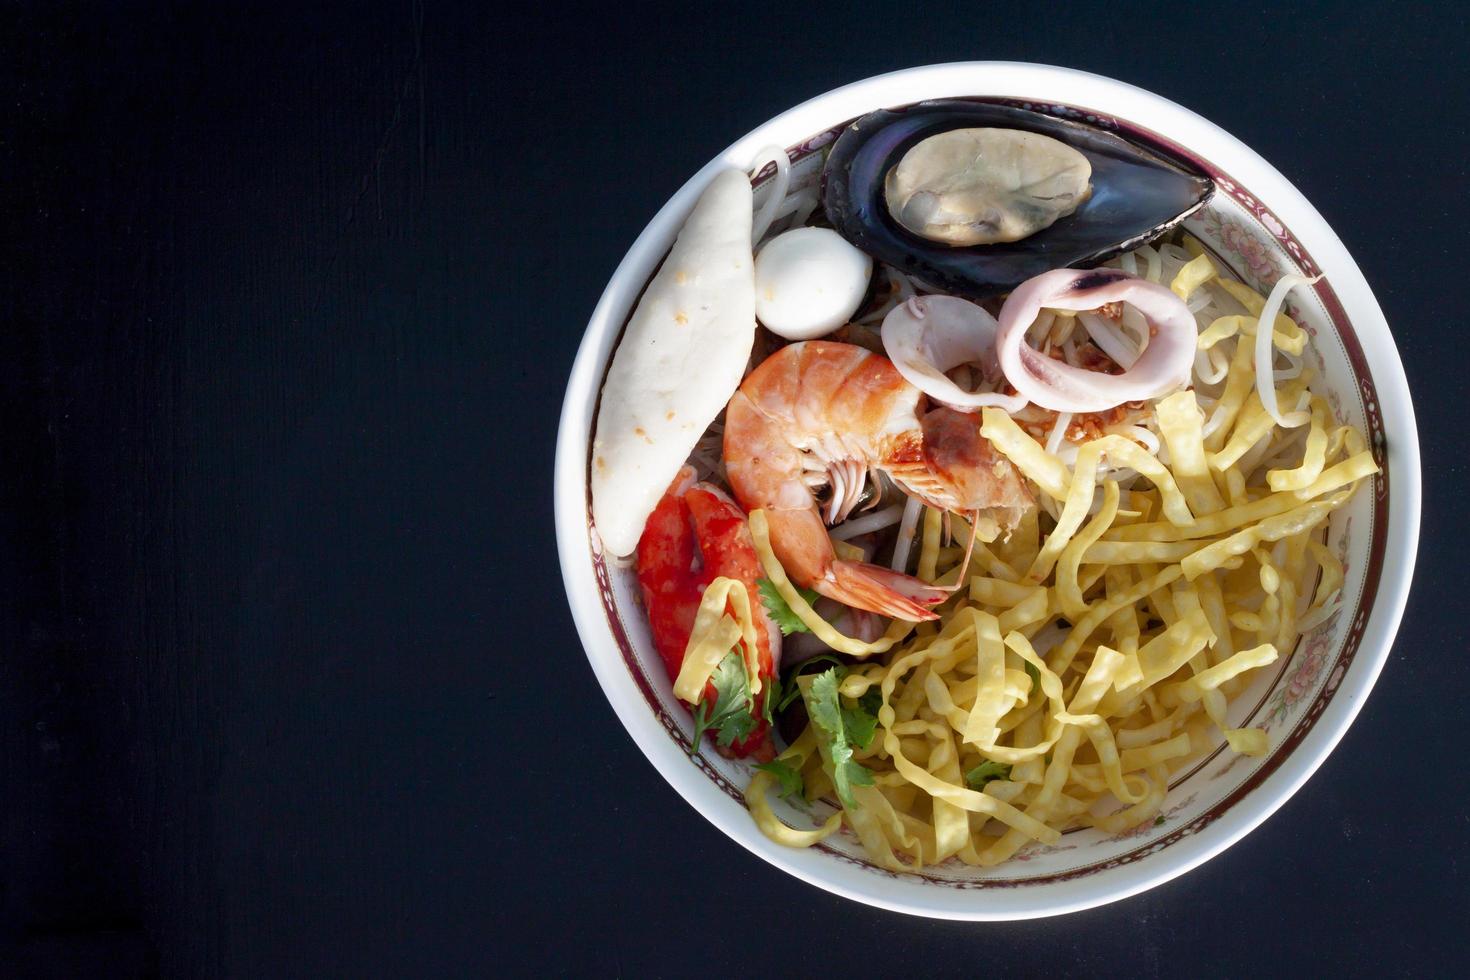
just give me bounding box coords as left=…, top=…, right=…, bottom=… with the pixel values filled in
left=1186, top=288, right=1214, bottom=313
left=1194, top=348, right=1229, bottom=385
left=1274, top=349, right=1305, bottom=381
left=749, top=145, right=791, bottom=244
left=831, top=502, right=907, bottom=540
left=1106, top=423, right=1161, bottom=455
left=1141, top=244, right=1163, bottom=283
left=1045, top=412, right=1073, bottom=454
left=890, top=495, right=924, bottom=573
left=1296, top=596, right=1342, bottom=632
left=1078, top=311, right=1141, bottom=368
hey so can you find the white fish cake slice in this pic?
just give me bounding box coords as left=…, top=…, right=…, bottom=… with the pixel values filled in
left=591, top=168, right=756, bottom=556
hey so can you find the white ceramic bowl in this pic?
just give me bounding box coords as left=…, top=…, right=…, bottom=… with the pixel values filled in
left=555, top=63, right=1420, bottom=919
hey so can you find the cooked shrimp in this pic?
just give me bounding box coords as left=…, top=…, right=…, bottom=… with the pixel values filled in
left=723, top=341, right=1032, bottom=621
left=636, top=466, right=779, bottom=760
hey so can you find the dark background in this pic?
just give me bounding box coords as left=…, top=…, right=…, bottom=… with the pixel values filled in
left=3, top=1, right=1466, bottom=976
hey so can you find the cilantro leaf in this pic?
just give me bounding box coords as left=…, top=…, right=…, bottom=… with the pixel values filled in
left=689, top=652, right=757, bottom=753
left=965, top=760, right=1013, bottom=791
left=757, top=578, right=821, bottom=636
left=714, top=704, right=757, bottom=748
left=842, top=691, right=881, bottom=751
left=841, top=706, right=878, bottom=751
left=805, top=668, right=876, bottom=808
left=805, top=670, right=846, bottom=738
left=754, top=760, right=804, bottom=800
left=776, top=655, right=847, bottom=712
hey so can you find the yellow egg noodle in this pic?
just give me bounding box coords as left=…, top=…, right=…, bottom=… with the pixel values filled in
left=585, top=138, right=1386, bottom=876
left=673, top=576, right=765, bottom=702
left=738, top=248, right=1378, bottom=870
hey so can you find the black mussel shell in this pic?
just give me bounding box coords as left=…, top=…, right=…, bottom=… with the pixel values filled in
left=821, top=100, right=1215, bottom=298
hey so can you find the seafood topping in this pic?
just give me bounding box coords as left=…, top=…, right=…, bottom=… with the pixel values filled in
left=879, top=294, right=1027, bottom=413
left=884, top=128, right=1092, bottom=246
left=586, top=96, right=1382, bottom=874
left=592, top=168, right=758, bottom=558
left=822, top=100, right=1214, bottom=298
left=994, top=267, right=1196, bottom=413
left=636, top=467, right=779, bottom=761
left=722, top=341, right=1032, bottom=622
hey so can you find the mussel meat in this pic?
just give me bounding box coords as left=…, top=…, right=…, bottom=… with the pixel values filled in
left=884, top=127, right=1093, bottom=246
left=822, top=100, right=1214, bottom=299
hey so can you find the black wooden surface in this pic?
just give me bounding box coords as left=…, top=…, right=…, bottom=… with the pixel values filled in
left=3, top=2, right=1466, bottom=976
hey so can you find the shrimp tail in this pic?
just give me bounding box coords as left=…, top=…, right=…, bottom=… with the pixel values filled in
left=819, top=560, right=945, bottom=622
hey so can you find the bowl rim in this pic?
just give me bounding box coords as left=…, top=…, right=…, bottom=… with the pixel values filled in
left=554, top=62, right=1421, bottom=920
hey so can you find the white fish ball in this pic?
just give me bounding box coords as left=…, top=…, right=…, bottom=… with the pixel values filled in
left=754, top=227, right=872, bottom=340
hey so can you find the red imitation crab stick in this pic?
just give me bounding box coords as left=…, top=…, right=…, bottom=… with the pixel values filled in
left=636, top=466, right=779, bottom=761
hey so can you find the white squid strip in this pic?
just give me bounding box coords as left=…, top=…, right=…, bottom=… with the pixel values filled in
left=995, top=269, right=1195, bottom=413
left=882, top=295, right=1027, bottom=412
